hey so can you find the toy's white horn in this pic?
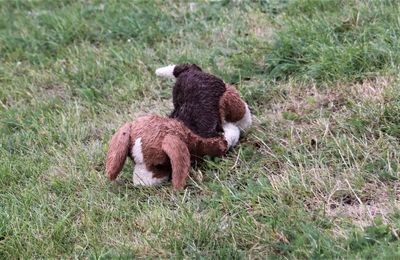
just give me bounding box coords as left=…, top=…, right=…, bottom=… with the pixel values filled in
left=155, top=64, right=176, bottom=78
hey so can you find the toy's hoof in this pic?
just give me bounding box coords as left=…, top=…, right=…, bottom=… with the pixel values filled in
left=235, top=104, right=252, bottom=131
left=223, top=123, right=240, bottom=149
left=155, top=64, right=176, bottom=78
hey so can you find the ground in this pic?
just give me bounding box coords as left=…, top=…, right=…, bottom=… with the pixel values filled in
left=1, top=0, right=400, bottom=258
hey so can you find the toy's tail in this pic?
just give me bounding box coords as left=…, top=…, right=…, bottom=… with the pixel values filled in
left=155, top=64, right=202, bottom=79
left=106, top=122, right=132, bottom=180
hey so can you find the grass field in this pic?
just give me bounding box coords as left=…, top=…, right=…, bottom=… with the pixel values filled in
left=1, top=0, right=400, bottom=258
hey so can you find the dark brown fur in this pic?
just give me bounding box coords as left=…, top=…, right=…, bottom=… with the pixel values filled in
left=170, top=64, right=227, bottom=138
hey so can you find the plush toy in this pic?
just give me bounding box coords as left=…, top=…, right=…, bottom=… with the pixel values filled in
left=106, top=115, right=239, bottom=190
left=156, top=63, right=252, bottom=138
left=105, top=77, right=251, bottom=189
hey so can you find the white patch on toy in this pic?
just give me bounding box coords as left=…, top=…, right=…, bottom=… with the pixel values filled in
left=132, top=138, right=167, bottom=186
left=223, top=123, right=240, bottom=148
left=235, top=104, right=252, bottom=131
left=132, top=138, right=144, bottom=164
left=155, top=65, right=176, bottom=78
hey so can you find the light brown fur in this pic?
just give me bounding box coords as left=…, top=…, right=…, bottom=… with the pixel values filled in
left=106, top=115, right=228, bottom=190
left=106, top=123, right=132, bottom=180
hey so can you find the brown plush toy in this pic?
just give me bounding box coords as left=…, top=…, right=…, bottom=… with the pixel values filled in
left=106, top=115, right=239, bottom=190
left=106, top=80, right=250, bottom=189
left=156, top=64, right=252, bottom=138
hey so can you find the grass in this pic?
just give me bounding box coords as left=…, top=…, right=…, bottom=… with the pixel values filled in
left=1, top=0, right=400, bottom=258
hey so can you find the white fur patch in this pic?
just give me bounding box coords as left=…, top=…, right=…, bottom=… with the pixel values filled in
left=132, top=138, right=144, bottom=164
left=235, top=104, right=252, bottom=131
left=132, top=138, right=167, bottom=186
left=155, top=64, right=176, bottom=78
left=133, top=164, right=168, bottom=186
left=223, top=123, right=240, bottom=149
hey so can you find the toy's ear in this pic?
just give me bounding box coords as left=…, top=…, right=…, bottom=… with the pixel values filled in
left=106, top=123, right=132, bottom=180
left=173, top=63, right=202, bottom=77
left=161, top=134, right=191, bottom=190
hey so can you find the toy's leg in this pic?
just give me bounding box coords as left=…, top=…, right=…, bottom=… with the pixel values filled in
left=234, top=104, right=252, bottom=131
left=187, top=121, right=240, bottom=160
left=220, top=85, right=252, bottom=131
left=189, top=134, right=228, bottom=159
